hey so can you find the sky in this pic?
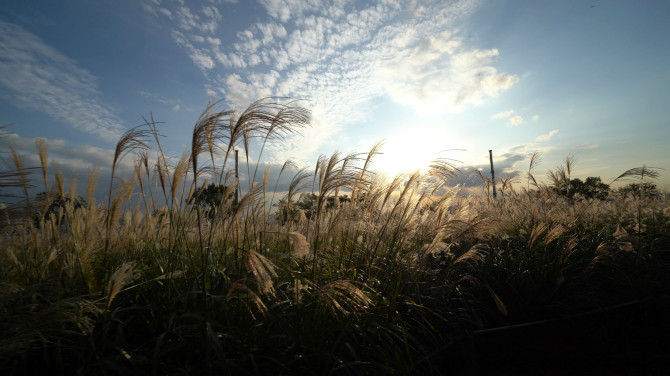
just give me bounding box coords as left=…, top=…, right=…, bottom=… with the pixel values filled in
left=1, top=0, right=669, bottom=202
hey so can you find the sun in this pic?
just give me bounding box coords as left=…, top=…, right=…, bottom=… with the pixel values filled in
left=372, top=132, right=446, bottom=177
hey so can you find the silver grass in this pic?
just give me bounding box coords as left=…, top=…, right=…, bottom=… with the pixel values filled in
left=487, top=286, right=508, bottom=316
left=527, top=151, right=541, bottom=189
left=86, top=167, right=99, bottom=206
left=428, top=156, right=462, bottom=184
left=455, top=243, right=489, bottom=264
left=226, top=281, right=268, bottom=318
left=245, top=248, right=278, bottom=296
left=528, top=222, right=548, bottom=249
left=170, top=151, right=191, bottom=207
left=311, top=280, right=372, bottom=319
left=36, top=138, right=48, bottom=193
left=542, top=224, right=567, bottom=248
left=9, top=146, right=32, bottom=204
left=354, top=141, right=384, bottom=198
left=250, top=99, right=311, bottom=184
left=611, top=165, right=661, bottom=184
left=105, top=261, right=141, bottom=310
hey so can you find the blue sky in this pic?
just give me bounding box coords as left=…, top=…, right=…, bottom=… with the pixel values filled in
left=1, top=0, right=669, bottom=199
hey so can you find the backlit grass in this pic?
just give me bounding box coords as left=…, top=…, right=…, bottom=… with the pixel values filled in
left=1, top=99, right=668, bottom=375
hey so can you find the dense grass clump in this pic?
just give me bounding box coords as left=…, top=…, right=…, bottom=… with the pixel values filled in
left=1, top=99, right=669, bottom=375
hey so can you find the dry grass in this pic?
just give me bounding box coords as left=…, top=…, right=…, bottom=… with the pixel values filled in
left=1, top=98, right=668, bottom=375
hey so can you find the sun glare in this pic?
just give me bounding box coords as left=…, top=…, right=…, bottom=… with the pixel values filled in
left=373, top=133, right=447, bottom=176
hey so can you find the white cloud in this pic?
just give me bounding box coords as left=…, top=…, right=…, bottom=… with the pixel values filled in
left=0, top=131, right=174, bottom=204
left=207, top=37, right=221, bottom=46
left=223, top=73, right=273, bottom=105
left=532, top=114, right=541, bottom=121
left=201, top=6, right=220, bottom=20
left=159, top=8, right=173, bottom=18
left=234, top=29, right=262, bottom=55
left=248, top=54, right=261, bottom=66
left=576, top=143, right=599, bottom=151
left=144, top=0, right=518, bottom=163
left=258, top=0, right=324, bottom=22
left=0, top=21, right=125, bottom=142
left=376, top=32, right=517, bottom=114
left=491, top=110, right=535, bottom=126
left=140, top=90, right=193, bottom=112
left=176, top=6, right=198, bottom=31
left=536, top=129, right=559, bottom=141
left=490, top=109, right=515, bottom=119
left=228, top=52, right=247, bottom=69
left=256, top=22, right=287, bottom=45
left=190, top=49, right=216, bottom=70
left=0, top=131, right=118, bottom=174
left=174, top=5, right=221, bottom=34
left=260, top=0, right=291, bottom=22
left=171, top=30, right=216, bottom=70
left=506, top=115, right=524, bottom=126
left=144, top=3, right=174, bottom=19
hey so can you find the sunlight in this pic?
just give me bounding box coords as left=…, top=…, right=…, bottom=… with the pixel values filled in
left=373, top=131, right=447, bottom=176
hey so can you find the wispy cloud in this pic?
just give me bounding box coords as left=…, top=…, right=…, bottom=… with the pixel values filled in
left=144, top=0, right=518, bottom=163
left=491, top=109, right=515, bottom=119
left=575, top=143, right=599, bottom=151
left=378, top=34, right=518, bottom=114
left=506, top=115, right=524, bottom=126
left=139, top=90, right=194, bottom=112
left=491, top=110, right=539, bottom=127
left=536, top=129, right=559, bottom=141
left=448, top=147, right=537, bottom=188
left=0, top=131, right=122, bottom=183
left=0, top=21, right=125, bottom=142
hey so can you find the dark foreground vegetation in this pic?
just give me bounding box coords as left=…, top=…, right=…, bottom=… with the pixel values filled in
left=1, top=99, right=669, bottom=375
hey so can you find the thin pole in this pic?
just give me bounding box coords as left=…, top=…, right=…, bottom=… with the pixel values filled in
left=235, top=149, right=239, bottom=206
left=489, top=150, right=497, bottom=199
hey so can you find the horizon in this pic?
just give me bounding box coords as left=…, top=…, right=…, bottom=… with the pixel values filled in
left=1, top=0, right=669, bottom=203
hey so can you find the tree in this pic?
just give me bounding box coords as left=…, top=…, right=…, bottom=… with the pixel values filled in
left=572, top=176, right=611, bottom=200
left=187, top=183, right=235, bottom=219
left=274, top=193, right=353, bottom=224
left=34, top=192, right=86, bottom=226
left=293, top=193, right=351, bottom=219
left=553, top=176, right=610, bottom=200
left=276, top=198, right=297, bottom=225
left=616, top=182, right=659, bottom=199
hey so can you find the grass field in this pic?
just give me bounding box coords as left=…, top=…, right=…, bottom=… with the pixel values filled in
left=1, top=99, right=669, bottom=375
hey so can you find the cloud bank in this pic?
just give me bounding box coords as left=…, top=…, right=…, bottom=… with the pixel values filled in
left=143, top=0, right=518, bottom=163
left=0, top=21, right=125, bottom=142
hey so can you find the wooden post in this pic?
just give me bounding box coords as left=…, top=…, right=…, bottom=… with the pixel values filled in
left=489, top=150, right=497, bottom=199
left=235, top=149, right=239, bottom=206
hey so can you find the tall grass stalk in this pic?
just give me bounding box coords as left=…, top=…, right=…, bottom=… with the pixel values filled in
left=1, top=98, right=668, bottom=375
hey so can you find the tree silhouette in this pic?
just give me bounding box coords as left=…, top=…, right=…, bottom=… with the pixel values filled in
left=188, top=183, right=235, bottom=219
left=34, top=192, right=86, bottom=226
left=553, top=176, right=611, bottom=200
left=616, top=182, right=659, bottom=199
